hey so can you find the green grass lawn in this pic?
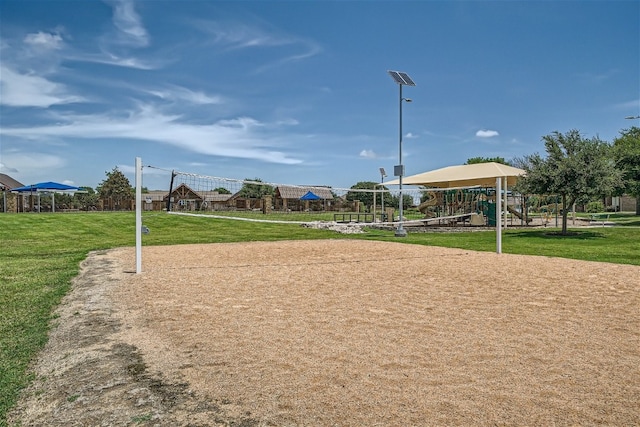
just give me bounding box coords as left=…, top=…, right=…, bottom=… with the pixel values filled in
left=1, top=211, right=639, bottom=426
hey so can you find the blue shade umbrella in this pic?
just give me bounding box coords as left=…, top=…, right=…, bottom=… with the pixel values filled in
left=299, top=191, right=321, bottom=201
left=11, top=182, right=81, bottom=212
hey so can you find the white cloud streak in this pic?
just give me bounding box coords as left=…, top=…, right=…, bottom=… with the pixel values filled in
left=1, top=105, right=303, bottom=165
left=66, top=51, right=160, bottom=70
left=110, top=0, right=149, bottom=47
left=196, top=19, right=322, bottom=72
left=1, top=152, right=66, bottom=176
left=0, top=66, right=85, bottom=107
left=147, top=86, right=223, bottom=105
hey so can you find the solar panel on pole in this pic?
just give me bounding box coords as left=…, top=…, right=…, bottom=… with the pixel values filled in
left=398, top=72, right=415, bottom=86
left=387, top=70, right=416, bottom=238
left=387, top=70, right=416, bottom=86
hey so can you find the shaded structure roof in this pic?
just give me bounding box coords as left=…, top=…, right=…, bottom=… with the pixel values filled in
left=0, top=173, right=24, bottom=190
left=11, top=181, right=80, bottom=193
left=300, top=191, right=321, bottom=201
left=385, top=162, right=525, bottom=188
left=275, top=185, right=334, bottom=200
left=159, top=184, right=232, bottom=202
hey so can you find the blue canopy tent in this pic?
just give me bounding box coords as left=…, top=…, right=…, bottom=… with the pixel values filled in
left=11, top=181, right=81, bottom=212
left=299, top=191, right=321, bottom=201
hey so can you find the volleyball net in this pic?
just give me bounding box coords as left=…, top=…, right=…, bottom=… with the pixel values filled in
left=147, top=168, right=496, bottom=225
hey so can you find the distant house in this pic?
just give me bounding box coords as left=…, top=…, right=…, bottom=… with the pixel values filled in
left=605, top=195, right=638, bottom=212
left=161, top=183, right=234, bottom=211
left=0, top=173, right=24, bottom=213
left=274, top=185, right=335, bottom=211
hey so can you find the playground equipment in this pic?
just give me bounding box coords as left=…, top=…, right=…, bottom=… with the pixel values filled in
left=417, top=191, right=438, bottom=217
left=415, top=188, right=490, bottom=226
left=507, top=206, right=532, bottom=223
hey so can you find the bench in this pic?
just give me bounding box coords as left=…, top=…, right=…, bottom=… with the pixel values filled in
left=589, top=213, right=610, bottom=226
left=334, top=213, right=375, bottom=223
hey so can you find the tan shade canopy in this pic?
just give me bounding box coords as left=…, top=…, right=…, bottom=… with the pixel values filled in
left=384, top=162, right=525, bottom=188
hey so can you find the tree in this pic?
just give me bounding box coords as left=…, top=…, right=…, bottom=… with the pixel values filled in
left=466, top=156, right=510, bottom=165
left=213, top=187, right=232, bottom=195
left=518, top=130, right=622, bottom=234
left=76, top=186, right=99, bottom=210
left=377, top=185, right=394, bottom=209
left=391, top=193, right=414, bottom=210
left=346, top=181, right=378, bottom=209
left=237, top=178, right=274, bottom=198
left=612, top=126, right=640, bottom=215
left=97, top=167, right=133, bottom=210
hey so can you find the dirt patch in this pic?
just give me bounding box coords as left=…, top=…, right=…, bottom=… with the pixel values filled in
left=8, top=240, right=640, bottom=426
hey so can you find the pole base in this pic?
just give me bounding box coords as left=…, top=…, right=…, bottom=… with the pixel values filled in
left=394, top=227, right=407, bottom=238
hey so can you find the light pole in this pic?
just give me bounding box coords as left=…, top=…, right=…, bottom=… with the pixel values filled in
left=387, top=70, right=416, bottom=237
left=379, top=167, right=387, bottom=220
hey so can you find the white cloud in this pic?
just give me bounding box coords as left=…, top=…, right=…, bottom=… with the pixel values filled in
left=196, top=20, right=321, bottom=73
left=203, top=21, right=288, bottom=49
left=613, top=99, right=640, bottom=111
left=0, top=104, right=303, bottom=165
left=68, top=52, right=159, bottom=70
left=476, top=129, right=499, bottom=138
left=0, top=162, right=19, bottom=173
left=0, top=152, right=66, bottom=180
left=405, top=132, right=418, bottom=139
left=24, top=31, right=64, bottom=50
left=110, top=0, right=149, bottom=47
left=359, top=149, right=378, bottom=159
left=148, top=86, right=223, bottom=105
left=0, top=66, right=85, bottom=107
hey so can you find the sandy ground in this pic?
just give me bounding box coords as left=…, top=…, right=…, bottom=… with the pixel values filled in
left=8, top=239, right=640, bottom=426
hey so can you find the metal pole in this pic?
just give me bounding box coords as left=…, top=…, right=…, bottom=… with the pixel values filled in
left=136, top=157, right=142, bottom=274
left=395, top=84, right=407, bottom=237
left=166, top=170, right=176, bottom=212
left=381, top=174, right=385, bottom=219
left=373, top=183, right=377, bottom=222
left=496, top=177, right=502, bottom=254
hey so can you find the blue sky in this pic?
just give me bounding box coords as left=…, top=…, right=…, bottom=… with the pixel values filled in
left=1, top=0, right=638, bottom=191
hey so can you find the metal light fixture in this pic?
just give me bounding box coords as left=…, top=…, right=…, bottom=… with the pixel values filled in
left=387, top=70, right=416, bottom=237
left=625, top=115, right=640, bottom=119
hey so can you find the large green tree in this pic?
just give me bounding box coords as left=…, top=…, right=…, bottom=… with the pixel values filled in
left=346, top=181, right=378, bottom=208
left=237, top=178, right=274, bottom=198
left=213, top=187, right=232, bottom=195
left=612, top=126, right=640, bottom=215
left=519, top=130, right=622, bottom=234
left=97, top=167, right=133, bottom=210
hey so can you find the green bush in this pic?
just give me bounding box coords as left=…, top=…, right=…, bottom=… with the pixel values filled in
left=585, top=201, right=605, bottom=213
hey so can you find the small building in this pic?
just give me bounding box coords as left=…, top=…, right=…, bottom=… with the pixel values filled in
left=0, top=173, right=24, bottom=213
left=161, top=183, right=233, bottom=211
left=606, top=195, right=638, bottom=212
left=274, top=185, right=335, bottom=211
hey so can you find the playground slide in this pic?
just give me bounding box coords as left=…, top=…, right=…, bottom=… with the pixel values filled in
left=507, top=206, right=532, bottom=223
left=418, top=192, right=437, bottom=217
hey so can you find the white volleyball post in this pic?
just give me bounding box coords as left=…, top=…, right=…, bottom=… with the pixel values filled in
left=496, top=176, right=502, bottom=254
left=135, top=157, right=142, bottom=273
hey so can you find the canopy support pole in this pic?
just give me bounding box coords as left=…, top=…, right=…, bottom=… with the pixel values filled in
left=503, top=177, right=508, bottom=229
